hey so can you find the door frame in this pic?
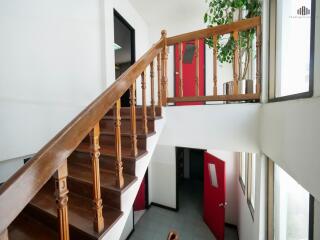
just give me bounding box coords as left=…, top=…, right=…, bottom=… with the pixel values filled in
left=173, top=41, right=206, bottom=106
left=113, top=9, right=136, bottom=65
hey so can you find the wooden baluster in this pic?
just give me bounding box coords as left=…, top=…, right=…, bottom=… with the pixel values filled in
left=233, top=31, right=239, bottom=95
left=256, top=25, right=262, bottom=95
left=195, top=39, right=200, bottom=96
left=213, top=35, right=218, bottom=96
left=150, top=60, right=156, bottom=118
left=157, top=54, right=162, bottom=107
left=130, top=81, right=138, bottom=156
left=114, top=99, right=124, bottom=188
left=54, top=161, right=69, bottom=240
left=90, top=123, right=104, bottom=233
left=141, top=71, right=148, bottom=134
left=0, top=229, right=8, bottom=240
left=161, top=30, right=168, bottom=105
left=179, top=42, right=183, bottom=97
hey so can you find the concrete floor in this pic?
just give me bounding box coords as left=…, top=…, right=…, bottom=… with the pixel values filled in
left=129, top=180, right=238, bottom=240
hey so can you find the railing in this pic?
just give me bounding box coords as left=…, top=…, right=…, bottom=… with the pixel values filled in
left=0, top=17, right=261, bottom=239
left=162, top=16, right=261, bottom=104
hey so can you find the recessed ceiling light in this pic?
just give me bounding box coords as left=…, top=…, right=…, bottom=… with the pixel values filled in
left=114, top=43, right=122, bottom=50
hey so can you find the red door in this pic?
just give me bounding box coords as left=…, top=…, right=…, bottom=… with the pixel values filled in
left=174, top=39, right=205, bottom=105
left=203, top=152, right=226, bottom=240
left=133, top=173, right=146, bottom=211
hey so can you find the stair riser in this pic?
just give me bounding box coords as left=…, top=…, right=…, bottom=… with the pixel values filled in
left=69, top=152, right=135, bottom=176
left=82, top=134, right=147, bottom=150
left=67, top=178, right=121, bottom=210
left=106, top=106, right=162, bottom=117
left=100, top=118, right=155, bottom=135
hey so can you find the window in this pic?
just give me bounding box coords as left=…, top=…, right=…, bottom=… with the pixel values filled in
left=269, top=0, right=315, bottom=100
left=268, top=160, right=314, bottom=240
left=239, top=152, right=247, bottom=193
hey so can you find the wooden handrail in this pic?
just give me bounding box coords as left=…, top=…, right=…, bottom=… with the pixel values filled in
left=167, top=16, right=261, bottom=46
left=0, top=39, right=163, bottom=234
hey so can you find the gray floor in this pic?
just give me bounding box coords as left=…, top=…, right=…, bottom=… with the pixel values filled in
left=130, top=180, right=238, bottom=240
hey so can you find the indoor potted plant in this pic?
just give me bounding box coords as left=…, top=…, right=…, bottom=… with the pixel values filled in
left=203, top=0, right=262, bottom=95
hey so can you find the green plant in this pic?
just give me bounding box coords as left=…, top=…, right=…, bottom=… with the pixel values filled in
left=204, top=0, right=262, bottom=80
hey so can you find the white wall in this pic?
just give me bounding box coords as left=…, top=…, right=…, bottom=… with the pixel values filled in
left=260, top=97, right=320, bottom=201
left=0, top=0, right=150, bottom=164
left=0, top=156, right=25, bottom=183
left=149, top=144, right=177, bottom=209
left=158, top=104, right=261, bottom=152
left=207, top=150, right=238, bottom=225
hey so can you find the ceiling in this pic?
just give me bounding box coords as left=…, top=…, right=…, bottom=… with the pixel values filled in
left=128, top=0, right=207, bottom=27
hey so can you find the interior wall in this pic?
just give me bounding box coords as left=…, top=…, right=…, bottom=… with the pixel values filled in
left=158, top=104, right=261, bottom=152
left=0, top=0, right=150, bottom=165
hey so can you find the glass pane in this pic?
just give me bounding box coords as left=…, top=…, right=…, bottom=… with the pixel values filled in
left=274, top=165, right=310, bottom=240
left=250, top=154, right=256, bottom=208
left=208, top=163, right=218, bottom=188
left=275, top=0, right=312, bottom=97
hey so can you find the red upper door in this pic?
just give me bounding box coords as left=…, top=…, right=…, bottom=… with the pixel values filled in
left=133, top=173, right=146, bottom=211
left=174, top=39, right=205, bottom=105
left=203, top=151, right=226, bottom=240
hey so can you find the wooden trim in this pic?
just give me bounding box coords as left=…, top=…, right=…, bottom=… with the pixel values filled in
left=141, top=71, right=148, bottom=134
left=161, top=30, right=168, bottom=105
left=150, top=60, right=156, bottom=118
left=157, top=54, right=162, bottom=107
left=167, top=93, right=260, bottom=103
left=179, top=42, right=183, bottom=97
left=233, top=31, right=239, bottom=95
left=0, top=39, right=163, bottom=233
left=195, top=39, right=200, bottom=96
left=213, top=35, right=218, bottom=96
left=114, top=100, right=124, bottom=188
left=130, top=81, right=138, bottom=156
left=54, top=161, right=70, bottom=240
left=90, top=123, right=104, bottom=233
left=167, top=17, right=261, bottom=46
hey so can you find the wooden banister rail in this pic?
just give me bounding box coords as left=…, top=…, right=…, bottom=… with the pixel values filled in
left=166, top=16, right=261, bottom=46
left=0, top=39, right=164, bottom=235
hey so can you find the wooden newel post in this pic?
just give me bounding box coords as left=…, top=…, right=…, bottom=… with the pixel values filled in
left=256, top=25, right=262, bottom=95
left=90, top=123, right=104, bottom=233
left=114, top=99, right=124, bottom=188
left=54, top=161, right=70, bottom=240
left=161, top=30, right=168, bottom=105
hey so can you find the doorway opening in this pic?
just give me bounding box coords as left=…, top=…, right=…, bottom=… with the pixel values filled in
left=176, top=147, right=238, bottom=240
left=113, top=10, right=135, bottom=107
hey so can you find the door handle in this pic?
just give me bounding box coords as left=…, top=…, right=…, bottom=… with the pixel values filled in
left=219, top=202, right=228, bottom=208
left=175, top=72, right=179, bottom=75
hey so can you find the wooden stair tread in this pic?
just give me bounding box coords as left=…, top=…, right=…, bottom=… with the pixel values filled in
left=76, top=142, right=148, bottom=160
left=29, top=185, right=123, bottom=238
left=68, top=163, right=137, bottom=193
left=8, top=213, right=57, bottom=240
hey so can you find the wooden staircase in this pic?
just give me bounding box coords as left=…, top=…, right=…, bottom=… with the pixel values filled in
left=8, top=106, right=162, bottom=240
left=0, top=17, right=261, bottom=240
